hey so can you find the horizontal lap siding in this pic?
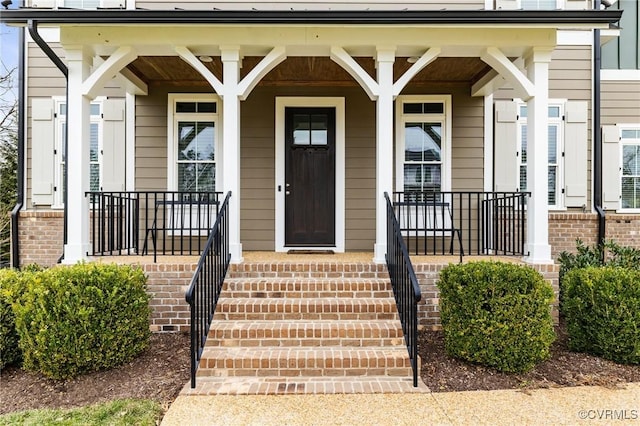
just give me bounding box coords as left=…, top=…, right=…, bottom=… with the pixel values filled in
left=26, top=43, right=123, bottom=208
left=135, top=1, right=484, bottom=10
left=601, top=81, right=640, bottom=125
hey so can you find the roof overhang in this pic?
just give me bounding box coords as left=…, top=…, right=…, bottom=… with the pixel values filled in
left=0, top=9, right=623, bottom=28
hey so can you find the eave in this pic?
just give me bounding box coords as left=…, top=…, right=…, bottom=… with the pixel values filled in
left=0, top=9, right=623, bottom=27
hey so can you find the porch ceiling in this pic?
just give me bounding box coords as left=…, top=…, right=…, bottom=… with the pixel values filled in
left=127, top=56, right=493, bottom=88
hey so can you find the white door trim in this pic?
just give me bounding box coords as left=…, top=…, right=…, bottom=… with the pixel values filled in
left=275, top=97, right=345, bottom=253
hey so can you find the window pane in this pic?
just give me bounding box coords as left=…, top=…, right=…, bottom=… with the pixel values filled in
left=178, top=163, right=196, bottom=192
left=197, top=102, right=216, bottom=113
left=195, top=122, right=215, bottom=160
left=519, top=105, right=527, bottom=118
left=293, top=114, right=310, bottom=145
left=548, top=106, right=560, bottom=118
left=423, top=103, right=444, bottom=114
left=61, top=123, right=67, bottom=163
left=622, top=145, right=640, bottom=176
left=403, top=103, right=423, bottom=114
left=176, top=102, right=197, bottom=113
left=178, top=122, right=196, bottom=160
left=89, top=123, right=99, bottom=162
left=90, top=164, right=100, bottom=192
left=548, top=125, right=558, bottom=164
left=311, top=114, right=328, bottom=145
left=405, top=123, right=441, bottom=162
left=196, top=163, right=215, bottom=192
left=548, top=166, right=556, bottom=205
left=403, top=164, right=441, bottom=192
left=520, top=166, right=527, bottom=192
left=522, top=0, right=557, bottom=9
left=621, top=177, right=640, bottom=209
left=60, top=104, right=67, bottom=116
left=621, top=129, right=640, bottom=140
left=90, top=103, right=101, bottom=116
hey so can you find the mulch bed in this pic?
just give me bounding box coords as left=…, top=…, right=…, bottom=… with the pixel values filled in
left=419, top=321, right=640, bottom=392
left=1, top=323, right=639, bottom=415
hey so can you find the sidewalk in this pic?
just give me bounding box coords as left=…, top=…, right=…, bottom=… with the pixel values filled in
left=161, top=383, right=640, bottom=425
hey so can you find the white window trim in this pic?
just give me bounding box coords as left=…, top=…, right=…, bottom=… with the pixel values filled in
left=166, top=93, right=221, bottom=193
left=52, top=96, right=104, bottom=208
left=395, top=95, right=452, bottom=193
left=515, top=98, right=566, bottom=211
left=274, top=97, right=346, bottom=253
left=618, top=124, right=640, bottom=213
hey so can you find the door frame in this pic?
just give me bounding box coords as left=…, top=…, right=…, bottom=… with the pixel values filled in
left=275, top=97, right=345, bottom=253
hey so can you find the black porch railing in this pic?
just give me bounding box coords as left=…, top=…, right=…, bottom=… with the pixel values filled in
left=185, top=191, right=231, bottom=389
left=87, top=191, right=223, bottom=261
left=392, top=191, right=529, bottom=258
left=385, top=192, right=422, bottom=387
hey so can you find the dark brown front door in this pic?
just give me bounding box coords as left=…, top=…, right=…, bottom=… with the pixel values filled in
left=285, top=107, right=336, bottom=246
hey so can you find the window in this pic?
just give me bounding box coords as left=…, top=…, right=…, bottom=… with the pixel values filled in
left=168, top=95, right=220, bottom=193
left=54, top=99, right=102, bottom=207
left=396, top=96, right=451, bottom=194
left=517, top=103, right=564, bottom=208
left=621, top=128, right=640, bottom=210
left=520, top=0, right=561, bottom=9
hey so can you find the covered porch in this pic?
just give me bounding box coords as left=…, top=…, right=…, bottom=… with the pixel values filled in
left=3, top=8, right=621, bottom=267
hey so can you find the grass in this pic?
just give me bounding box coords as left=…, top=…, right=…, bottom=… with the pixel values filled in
left=0, top=399, right=163, bottom=426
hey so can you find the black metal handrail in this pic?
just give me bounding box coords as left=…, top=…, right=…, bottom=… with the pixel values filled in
left=385, top=192, right=422, bottom=387
left=87, top=191, right=223, bottom=261
left=185, top=191, right=231, bottom=389
left=392, top=191, right=529, bottom=257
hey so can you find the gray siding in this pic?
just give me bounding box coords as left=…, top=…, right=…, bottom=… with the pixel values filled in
left=601, top=80, right=640, bottom=125
left=601, top=0, right=640, bottom=70
left=25, top=42, right=123, bottom=208
left=136, top=1, right=484, bottom=11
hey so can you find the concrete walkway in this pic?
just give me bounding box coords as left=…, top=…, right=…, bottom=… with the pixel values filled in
left=161, top=383, right=640, bottom=425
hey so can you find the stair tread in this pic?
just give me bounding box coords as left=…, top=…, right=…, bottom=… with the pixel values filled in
left=182, top=376, right=429, bottom=395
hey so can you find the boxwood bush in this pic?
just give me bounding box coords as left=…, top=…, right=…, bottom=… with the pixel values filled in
left=12, top=263, right=151, bottom=379
left=563, top=267, right=640, bottom=365
left=438, top=261, right=556, bottom=373
left=0, top=269, right=22, bottom=369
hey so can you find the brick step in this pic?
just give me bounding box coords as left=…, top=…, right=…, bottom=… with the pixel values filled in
left=197, top=347, right=413, bottom=378
left=207, top=320, right=406, bottom=347
left=223, top=278, right=392, bottom=298
left=213, top=298, right=398, bottom=321
left=228, top=262, right=389, bottom=279
left=182, top=376, right=429, bottom=395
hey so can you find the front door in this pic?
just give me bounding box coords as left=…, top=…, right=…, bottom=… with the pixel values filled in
left=284, top=107, right=336, bottom=246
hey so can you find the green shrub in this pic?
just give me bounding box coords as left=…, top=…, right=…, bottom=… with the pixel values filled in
left=0, top=268, right=27, bottom=369
left=12, top=263, right=151, bottom=379
left=438, top=261, right=556, bottom=373
left=557, top=240, right=640, bottom=310
left=563, top=267, right=640, bottom=364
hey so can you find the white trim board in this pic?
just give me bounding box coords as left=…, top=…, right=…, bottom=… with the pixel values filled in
left=275, top=97, right=346, bottom=253
left=601, top=70, right=640, bottom=81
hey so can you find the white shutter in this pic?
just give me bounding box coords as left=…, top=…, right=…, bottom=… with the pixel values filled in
left=494, top=100, right=518, bottom=192
left=31, top=98, right=55, bottom=206
left=101, top=98, right=126, bottom=192
left=602, top=125, right=620, bottom=211
left=563, top=101, right=588, bottom=207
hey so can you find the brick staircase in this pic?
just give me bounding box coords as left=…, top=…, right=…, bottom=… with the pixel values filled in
left=183, top=261, right=427, bottom=395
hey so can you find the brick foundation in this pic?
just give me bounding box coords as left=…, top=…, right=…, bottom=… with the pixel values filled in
left=16, top=210, right=65, bottom=267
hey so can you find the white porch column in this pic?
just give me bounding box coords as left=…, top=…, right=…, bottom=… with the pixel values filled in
left=221, top=47, right=243, bottom=263
left=525, top=48, right=553, bottom=264
left=373, top=48, right=395, bottom=263
left=63, top=47, right=92, bottom=263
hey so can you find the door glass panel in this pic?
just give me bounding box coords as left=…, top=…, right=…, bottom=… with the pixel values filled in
left=293, top=114, right=310, bottom=145
left=548, top=125, right=558, bottom=163
left=311, top=114, right=328, bottom=145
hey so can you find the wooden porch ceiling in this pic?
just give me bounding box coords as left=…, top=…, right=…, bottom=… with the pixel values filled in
left=126, top=56, right=493, bottom=88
